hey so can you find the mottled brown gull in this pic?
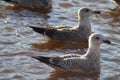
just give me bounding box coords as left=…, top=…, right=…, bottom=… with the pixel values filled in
left=29, top=7, right=101, bottom=42
left=3, top=0, right=52, bottom=11
left=32, top=33, right=111, bottom=73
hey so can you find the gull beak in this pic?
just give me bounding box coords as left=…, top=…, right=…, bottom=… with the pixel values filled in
left=103, top=40, right=111, bottom=44
left=93, top=11, right=101, bottom=14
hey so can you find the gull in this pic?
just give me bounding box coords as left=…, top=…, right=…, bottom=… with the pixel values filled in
left=3, top=0, right=52, bottom=11
left=29, top=8, right=101, bottom=42
left=32, top=33, right=111, bottom=73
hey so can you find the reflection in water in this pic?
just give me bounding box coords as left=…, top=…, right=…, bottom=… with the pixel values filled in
left=32, top=39, right=88, bottom=51
left=6, top=5, right=52, bottom=13
left=47, top=69, right=100, bottom=80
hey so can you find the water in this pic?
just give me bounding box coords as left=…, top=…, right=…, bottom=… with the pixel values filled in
left=0, top=0, right=120, bottom=80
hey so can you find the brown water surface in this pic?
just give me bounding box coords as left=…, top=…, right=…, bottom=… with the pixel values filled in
left=0, top=0, right=120, bottom=80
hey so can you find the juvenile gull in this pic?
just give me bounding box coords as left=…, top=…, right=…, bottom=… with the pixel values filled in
left=29, top=8, right=101, bottom=42
left=3, top=0, right=52, bottom=11
left=32, top=33, right=111, bottom=73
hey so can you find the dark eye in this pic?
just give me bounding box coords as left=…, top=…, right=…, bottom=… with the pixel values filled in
left=85, top=9, right=89, bottom=12
left=95, top=37, right=100, bottom=40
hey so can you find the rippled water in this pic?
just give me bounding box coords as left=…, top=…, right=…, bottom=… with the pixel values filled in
left=0, top=0, right=120, bottom=80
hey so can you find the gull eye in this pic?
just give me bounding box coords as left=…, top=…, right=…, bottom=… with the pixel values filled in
left=84, top=9, right=89, bottom=12
left=95, top=37, right=100, bottom=40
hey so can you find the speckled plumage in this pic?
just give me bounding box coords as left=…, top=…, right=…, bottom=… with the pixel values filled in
left=32, top=33, right=111, bottom=73
left=29, top=8, right=101, bottom=42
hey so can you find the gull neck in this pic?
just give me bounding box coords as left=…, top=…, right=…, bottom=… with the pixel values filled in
left=85, top=42, right=101, bottom=62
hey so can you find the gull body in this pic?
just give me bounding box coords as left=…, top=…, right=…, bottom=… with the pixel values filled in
left=29, top=8, right=100, bottom=42
left=32, top=33, right=111, bottom=73
left=3, top=0, right=52, bottom=10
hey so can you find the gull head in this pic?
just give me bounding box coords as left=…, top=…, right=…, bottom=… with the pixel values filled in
left=78, top=7, right=101, bottom=18
left=89, top=33, right=111, bottom=46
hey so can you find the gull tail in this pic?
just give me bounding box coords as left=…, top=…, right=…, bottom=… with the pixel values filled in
left=29, top=26, right=56, bottom=38
left=29, top=26, right=46, bottom=35
left=32, top=56, right=52, bottom=64
left=32, top=56, right=64, bottom=69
